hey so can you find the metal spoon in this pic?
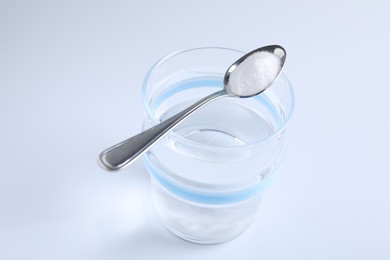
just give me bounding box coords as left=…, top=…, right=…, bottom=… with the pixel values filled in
left=99, top=45, right=286, bottom=171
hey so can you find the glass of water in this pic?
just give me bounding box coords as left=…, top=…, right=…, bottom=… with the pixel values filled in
left=142, top=47, right=295, bottom=244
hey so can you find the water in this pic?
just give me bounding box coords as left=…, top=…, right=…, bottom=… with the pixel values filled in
left=145, top=76, right=287, bottom=243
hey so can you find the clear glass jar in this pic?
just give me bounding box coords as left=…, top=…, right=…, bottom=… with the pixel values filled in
left=142, top=47, right=295, bottom=244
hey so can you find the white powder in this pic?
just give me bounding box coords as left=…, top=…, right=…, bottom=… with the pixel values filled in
left=226, top=50, right=282, bottom=96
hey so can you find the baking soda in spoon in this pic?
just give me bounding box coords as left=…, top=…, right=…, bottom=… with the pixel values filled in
left=226, top=48, right=284, bottom=96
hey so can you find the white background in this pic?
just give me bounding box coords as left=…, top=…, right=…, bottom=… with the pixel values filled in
left=1, top=0, right=389, bottom=259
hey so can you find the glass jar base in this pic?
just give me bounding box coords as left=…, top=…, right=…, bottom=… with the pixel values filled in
left=164, top=222, right=248, bottom=245
left=150, top=176, right=262, bottom=244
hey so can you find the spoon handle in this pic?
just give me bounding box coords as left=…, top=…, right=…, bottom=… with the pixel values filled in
left=99, top=89, right=228, bottom=171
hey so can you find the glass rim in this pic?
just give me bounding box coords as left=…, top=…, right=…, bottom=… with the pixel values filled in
left=141, top=46, right=295, bottom=150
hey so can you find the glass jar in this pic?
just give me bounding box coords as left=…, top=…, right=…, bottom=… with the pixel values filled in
left=142, top=47, right=295, bottom=244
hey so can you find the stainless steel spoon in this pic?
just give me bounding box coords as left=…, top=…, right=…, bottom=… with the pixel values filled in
left=99, top=45, right=286, bottom=171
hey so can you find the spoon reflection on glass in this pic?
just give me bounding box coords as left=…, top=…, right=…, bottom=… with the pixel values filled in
left=99, top=45, right=286, bottom=171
